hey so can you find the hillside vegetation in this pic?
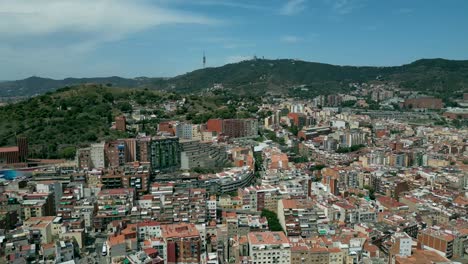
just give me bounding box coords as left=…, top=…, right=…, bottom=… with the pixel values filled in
left=164, top=58, right=468, bottom=97
left=0, top=85, right=167, bottom=158
left=1, top=58, right=467, bottom=98
left=0, top=85, right=262, bottom=159
left=0, top=76, right=155, bottom=98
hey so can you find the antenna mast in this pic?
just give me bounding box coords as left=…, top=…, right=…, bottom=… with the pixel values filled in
left=203, top=51, right=206, bottom=68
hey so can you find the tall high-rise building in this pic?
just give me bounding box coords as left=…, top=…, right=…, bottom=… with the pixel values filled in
left=150, top=137, right=180, bottom=172
left=105, top=140, right=127, bottom=167
left=124, top=138, right=137, bottom=162
left=16, top=136, right=28, bottom=162
left=75, top=147, right=91, bottom=169
left=175, top=123, right=193, bottom=140
left=223, top=119, right=258, bottom=138
left=90, top=142, right=105, bottom=169
left=207, top=119, right=223, bottom=134
left=207, top=118, right=258, bottom=138
left=36, top=182, right=63, bottom=212
left=136, top=136, right=151, bottom=163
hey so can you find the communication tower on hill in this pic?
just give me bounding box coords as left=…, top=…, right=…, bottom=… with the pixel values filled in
left=203, top=51, right=206, bottom=68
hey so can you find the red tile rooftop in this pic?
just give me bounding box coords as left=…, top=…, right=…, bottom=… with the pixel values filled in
left=248, top=231, right=289, bottom=245
left=108, top=234, right=125, bottom=247
left=161, top=223, right=199, bottom=238
left=138, top=221, right=161, bottom=227
left=0, top=146, right=19, bottom=153
left=151, top=182, right=175, bottom=187
left=363, top=243, right=378, bottom=252
left=236, top=235, right=247, bottom=244
left=148, top=237, right=164, bottom=243
left=35, top=223, right=49, bottom=228
left=459, top=229, right=468, bottom=236
left=121, top=224, right=137, bottom=234
left=377, top=196, right=405, bottom=208
left=41, top=243, right=55, bottom=250
left=454, top=195, right=468, bottom=206
left=422, top=229, right=456, bottom=241
left=140, top=194, right=155, bottom=200
left=24, top=216, right=56, bottom=223
left=310, top=247, right=328, bottom=253
left=225, top=212, right=237, bottom=218
left=395, top=249, right=449, bottom=264
left=144, top=248, right=158, bottom=256
left=290, top=243, right=309, bottom=251
left=328, top=247, right=342, bottom=253
left=281, top=199, right=297, bottom=209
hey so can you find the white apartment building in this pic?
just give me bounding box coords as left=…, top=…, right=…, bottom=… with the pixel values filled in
left=248, top=232, right=291, bottom=264
left=90, top=142, right=105, bottom=169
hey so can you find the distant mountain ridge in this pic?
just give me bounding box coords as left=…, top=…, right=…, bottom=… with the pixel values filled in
left=1, top=58, right=467, bottom=98
left=0, top=76, right=149, bottom=97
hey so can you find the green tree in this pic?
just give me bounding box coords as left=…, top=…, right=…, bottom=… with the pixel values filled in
left=59, top=146, right=77, bottom=160
left=310, top=164, right=326, bottom=171
left=117, top=102, right=132, bottom=112
left=364, top=185, right=376, bottom=200
left=85, top=133, right=98, bottom=142
left=261, top=209, right=284, bottom=232
left=289, top=125, right=299, bottom=136
left=103, top=92, right=114, bottom=102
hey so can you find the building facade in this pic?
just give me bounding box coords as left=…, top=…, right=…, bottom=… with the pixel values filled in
left=150, top=137, right=180, bottom=172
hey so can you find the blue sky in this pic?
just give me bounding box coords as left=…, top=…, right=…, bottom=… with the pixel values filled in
left=1, top=0, right=468, bottom=80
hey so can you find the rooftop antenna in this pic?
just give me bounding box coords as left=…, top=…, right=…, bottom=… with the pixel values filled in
left=203, top=51, right=206, bottom=68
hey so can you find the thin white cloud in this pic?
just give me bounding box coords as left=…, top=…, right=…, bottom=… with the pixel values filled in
left=0, top=0, right=216, bottom=38
left=225, top=55, right=252, bottom=64
left=195, top=0, right=266, bottom=10
left=280, top=0, right=307, bottom=15
left=280, top=35, right=302, bottom=43
left=326, top=0, right=363, bottom=15
left=223, top=43, right=253, bottom=49
left=0, top=0, right=219, bottom=79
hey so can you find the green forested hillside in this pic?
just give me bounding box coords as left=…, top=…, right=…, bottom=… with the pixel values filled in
left=0, top=85, right=167, bottom=158
left=162, top=58, right=468, bottom=97
left=0, top=85, right=262, bottom=159
left=1, top=58, right=467, bottom=98
left=0, top=76, right=155, bottom=97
